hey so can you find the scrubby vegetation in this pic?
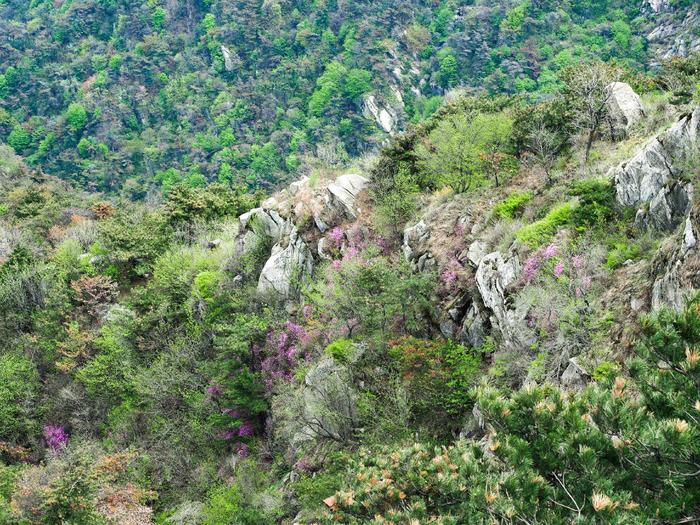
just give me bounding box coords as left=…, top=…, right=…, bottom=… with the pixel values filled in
left=2, top=1, right=700, bottom=523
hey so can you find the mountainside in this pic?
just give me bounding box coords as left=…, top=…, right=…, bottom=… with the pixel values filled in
left=1, top=0, right=698, bottom=195
left=2, top=1, right=700, bottom=524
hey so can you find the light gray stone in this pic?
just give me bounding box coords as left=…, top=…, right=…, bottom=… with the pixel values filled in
left=257, top=228, right=313, bottom=299
left=606, top=82, right=644, bottom=136
left=561, top=358, right=590, bottom=390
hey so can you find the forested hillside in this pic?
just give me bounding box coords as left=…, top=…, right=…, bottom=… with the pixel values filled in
left=1, top=0, right=697, bottom=194
left=2, top=0, right=700, bottom=524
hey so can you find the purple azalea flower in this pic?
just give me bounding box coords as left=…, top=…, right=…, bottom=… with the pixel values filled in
left=543, top=243, right=557, bottom=259
left=238, top=421, right=255, bottom=437
left=554, top=261, right=565, bottom=278
left=233, top=442, right=249, bottom=457
left=44, top=425, right=68, bottom=453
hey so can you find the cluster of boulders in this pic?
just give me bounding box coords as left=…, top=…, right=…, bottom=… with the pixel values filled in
left=233, top=173, right=369, bottom=301
left=610, top=107, right=699, bottom=310
left=401, top=86, right=699, bottom=390
left=612, top=107, right=698, bottom=231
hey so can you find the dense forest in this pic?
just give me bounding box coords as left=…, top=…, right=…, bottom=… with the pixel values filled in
left=0, top=0, right=695, bottom=194
left=2, top=0, right=700, bottom=524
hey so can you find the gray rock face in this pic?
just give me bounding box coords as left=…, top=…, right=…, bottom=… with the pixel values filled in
left=646, top=5, right=700, bottom=62
left=402, top=220, right=436, bottom=272
left=475, top=251, right=533, bottom=351
left=221, top=45, right=234, bottom=71
left=324, top=174, right=368, bottom=221
left=459, top=302, right=488, bottom=349
left=651, top=210, right=700, bottom=311
left=257, top=228, right=313, bottom=299
left=606, top=82, right=644, bottom=136
left=613, top=108, right=700, bottom=230
left=239, top=207, right=287, bottom=244
left=363, top=94, right=397, bottom=134
left=232, top=174, right=371, bottom=301
left=560, top=358, right=590, bottom=390
left=293, top=356, right=358, bottom=446
left=646, top=182, right=694, bottom=231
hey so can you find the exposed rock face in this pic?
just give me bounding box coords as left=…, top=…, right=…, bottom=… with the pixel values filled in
left=233, top=173, right=370, bottom=301
left=475, top=251, right=533, bottom=351
left=324, top=173, right=368, bottom=222
left=645, top=182, right=694, bottom=231
left=645, top=4, right=700, bottom=63
left=402, top=220, right=436, bottom=272
left=613, top=108, right=700, bottom=231
left=459, top=301, right=489, bottom=349
left=363, top=94, right=397, bottom=134
left=257, top=227, right=313, bottom=299
left=605, top=82, right=643, bottom=136
left=560, top=358, right=590, bottom=390
left=292, top=356, right=358, bottom=447
left=651, top=210, right=700, bottom=311
left=221, top=45, right=234, bottom=71
left=239, top=206, right=287, bottom=244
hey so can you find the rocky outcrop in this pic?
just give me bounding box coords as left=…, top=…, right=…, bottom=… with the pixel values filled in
left=290, top=356, right=358, bottom=448
left=402, top=220, right=436, bottom=272
left=475, top=251, right=533, bottom=351
left=257, top=227, right=313, bottom=299
left=232, top=173, right=370, bottom=301
left=651, top=211, right=700, bottom=311
left=221, top=45, right=234, bottom=72
left=644, top=182, right=694, bottom=231
left=363, top=94, right=398, bottom=134
left=613, top=108, right=699, bottom=231
left=645, top=4, right=700, bottom=63
left=322, top=173, right=368, bottom=225
left=605, top=82, right=643, bottom=136
left=560, top=358, right=590, bottom=390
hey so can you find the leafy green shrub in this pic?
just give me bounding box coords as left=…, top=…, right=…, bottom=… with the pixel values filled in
left=201, top=483, right=269, bottom=525
left=164, top=183, right=258, bottom=224
left=389, top=337, right=480, bottom=432
left=97, top=211, right=173, bottom=278
left=516, top=201, right=574, bottom=247
left=75, top=326, right=135, bottom=408
left=7, top=125, right=30, bottom=153
left=324, top=339, right=354, bottom=364
left=592, top=361, right=619, bottom=384
left=308, top=297, right=700, bottom=524
left=605, top=241, right=641, bottom=269
left=493, top=190, right=532, bottom=219
left=568, top=178, right=616, bottom=230
left=65, top=102, right=88, bottom=133
left=0, top=353, right=40, bottom=445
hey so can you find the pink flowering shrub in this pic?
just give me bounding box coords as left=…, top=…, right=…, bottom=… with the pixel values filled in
left=260, top=321, right=310, bottom=391
left=43, top=424, right=69, bottom=453
left=440, top=258, right=463, bottom=291
left=519, top=242, right=602, bottom=342
left=326, top=226, right=345, bottom=250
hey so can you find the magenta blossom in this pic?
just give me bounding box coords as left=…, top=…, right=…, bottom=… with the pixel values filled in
left=327, top=226, right=345, bottom=249
left=238, top=421, right=255, bottom=437
left=554, top=261, right=565, bottom=278
left=44, top=425, right=69, bottom=453
left=294, top=457, right=313, bottom=472
left=302, top=304, right=313, bottom=318
left=233, top=442, right=250, bottom=458
left=523, top=254, right=541, bottom=283
left=206, top=384, right=222, bottom=398
left=343, top=246, right=359, bottom=260
left=543, top=243, right=558, bottom=259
